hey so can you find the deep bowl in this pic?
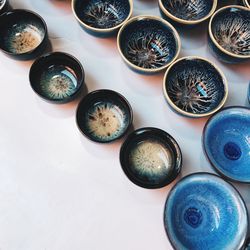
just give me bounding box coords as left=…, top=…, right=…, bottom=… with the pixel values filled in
left=29, top=52, right=85, bottom=104
left=203, top=106, right=250, bottom=183
left=208, top=5, right=250, bottom=63
left=0, top=0, right=10, bottom=15
left=163, top=57, right=228, bottom=118
left=117, top=15, right=181, bottom=74
left=120, top=127, right=182, bottom=189
left=164, top=173, right=248, bottom=250
left=76, top=89, right=133, bottom=143
left=0, top=9, right=48, bottom=60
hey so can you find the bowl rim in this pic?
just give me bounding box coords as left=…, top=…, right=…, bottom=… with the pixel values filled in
left=76, top=89, right=133, bottom=143
left=208, top=5, right=250, bottom=59
left=244, top=0, right=250, bottom=8
left=117, top=15, right=181, bottom=73
left=162, top=56, right=228, bottom=118
left=163, top=172, right=249, bottom=250
left=202, top=105, right=250, bottom=183
left=0, top=0, right=7, bottom=10
left=158, top=0, right=218, bottom=25
left=71, top=0, right=133, bottom=33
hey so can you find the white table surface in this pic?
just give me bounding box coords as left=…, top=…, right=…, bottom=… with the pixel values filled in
left=0, top=0, right=249, bottom=250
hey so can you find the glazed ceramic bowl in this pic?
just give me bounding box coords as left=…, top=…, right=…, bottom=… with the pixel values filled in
left=76, top=89, right=133, bottom=143
left=159, top=0, right=217, bottom=25
left=209, top=5, right=250, bottom=63
left=0, top=0, right=10, bottom=15
left=203, top=106, right=250, bottom=183
left=29, top=52, right=85, bottom=104
left=72, top=0, right=133, bottom=37
left=117, top=15, right=181, bottom=74
left=164, top=173, right=248, bottom=250
left=120, top=127, right=182, bottom=189
left=0, top=9, right=48, bottom=60
left=163, top=56, right=228, bottom=118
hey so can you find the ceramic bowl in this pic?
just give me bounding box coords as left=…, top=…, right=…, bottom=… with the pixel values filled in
left=203, top=106, right=250, bottom=183
left=29, top=52, right=85, bottom=104
left=72, top=0, right=133, bottom=37
left=117, top=15, right=181, bottom=74
left=163, top=56, right=228, bottom=118
left=0, top=0, right=10, bottom=15
left=164, top=173, right=248, bottom=250
left=76, top=89, right=133, bottom=143
left=159, top=0, right=217, bottom=26
left=0, top=9, right=48, bottom=60
left=208, top=5, right=250, bottom=63
left=120, top=127, right=182, bottom=189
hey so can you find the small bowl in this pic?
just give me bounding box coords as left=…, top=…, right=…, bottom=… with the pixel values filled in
left=117, top=15, right=181, bottom=74
left=159, top=0, right=217, bottom=26
left=29, top=52, right=85, bottom=104
left=72, top=0, right=133, bottom=37
left=0, top=9, right=48, bottom=60
left=76, top=89, right=133, bottom=143
left=203, top=106, right=250, bottom=183
left=164, top=173, right=248, bottom=250
left=208, top=5, right=250, bottom=63
left=163, top=56, right=228, bottom=118
left=0, top=0, right=10, bottom=15
left=120, top=127, right=182, bottom=189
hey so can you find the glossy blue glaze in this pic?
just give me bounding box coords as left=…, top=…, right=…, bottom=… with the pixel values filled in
left=248, top=82, right=250, bottom=105
left=164, top=173, right=248, bottom=250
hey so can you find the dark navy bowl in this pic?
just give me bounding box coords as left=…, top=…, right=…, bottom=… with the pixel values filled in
left=117, top=15, right=181, bottom=74
left=76, top=89, right=133, bottom=143
left=209, top=6, right=250, bottom=63
left=164, top=173, right=248, bottom=250
left=0, top=0, right=10, bottom=15
left=72, top=0, right=133, bottom=37
left=203, top=107, right=250, bottom=183
left=120, top=127, right=182, bottom=189
left=163, top=57, right=228, bottom=118
left=29, top=52, right=85, bottom=104
left=0, top=9, right=48, bottom=60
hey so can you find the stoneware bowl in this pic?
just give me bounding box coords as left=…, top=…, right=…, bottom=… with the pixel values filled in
left=117, top=15, right=181, bottom=74
left=29, top=52, right=85, bottom=104
left=203, top=106, right=250, bottom=183
left=76, top=89, right=133, bottom=143
left=0, top=0, right=10, bottom=15
left=72, top=0, right=133, bottom=37
left=159, top=0, right=217, bottom=26
left=208, top=5, right=250, bottom=63
left=120, top=127, right=182, bottom=189
left=0, top=9, right=48, bottom=60
left=163, top=56, right=228, bottom=118
left=164, top=173, right=248, bottom=250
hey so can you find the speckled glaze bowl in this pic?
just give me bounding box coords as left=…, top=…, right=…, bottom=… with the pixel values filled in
left=117, top=15, right=181, bottom=74
left=120, top=127, right=182, bottom=189
left=163, top=57, right=228, bottom=118
left=208, top=5, right=250, bottom=63
left=203, top=106, right=250, bottom=183
left=0, top=0, right=10, bottom=15
left=72, top=0, right=133, bottom=37
left=76, top=89, right=133, bottom=143
left=0, top=9, right=48, bottom=60
left=164, top=173, right=248, bottom=250
left=29, top=52, right=85, bottom=103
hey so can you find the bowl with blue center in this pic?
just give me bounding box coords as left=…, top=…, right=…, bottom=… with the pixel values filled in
left=72, top=0, right=133, bottom=37
left=76, top=89, right=133, bottom=143
left=119, top=127, right=182, bottom=189
left=29, top=52, right=85, bottom=103
left=203, top=106, right=250, bottom=183
left=164, top=173, right=248, bottom=250
left=163, top=56, right=228, bottom=118
left=117, top=15, right=181, bottom=74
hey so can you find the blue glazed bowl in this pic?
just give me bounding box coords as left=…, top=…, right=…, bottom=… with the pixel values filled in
left=163, top=56, right=228, bottom=118
left=117, top=15, right=181, bottom=74
left=208, top=6, right=250, bottom=63
left=164, top=173, right=248, bottom=250
left=120, top=127, right=182, bottom=189
left=203, top=107, right=250, bottom=183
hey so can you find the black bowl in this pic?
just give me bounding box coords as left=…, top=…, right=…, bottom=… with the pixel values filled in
left=29, top=52, right=85, bottom=103
left=0, top=0, right=10, bottom=15
left=76, top=89, right=133, bottom=143
left=120, top=127, right=182, bottom=189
